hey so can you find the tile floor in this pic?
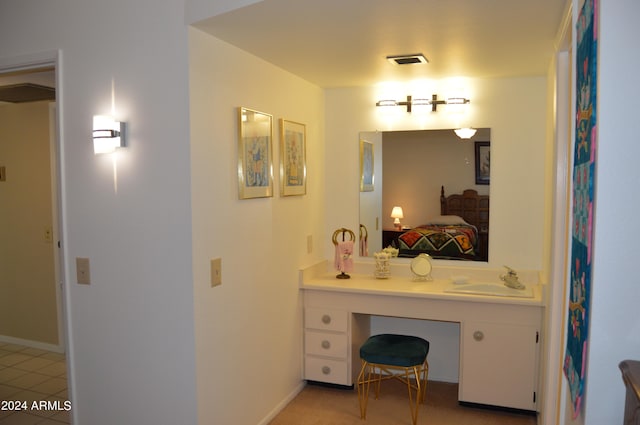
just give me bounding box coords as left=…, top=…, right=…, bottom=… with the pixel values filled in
left=0, top=342, right=70, bottom=424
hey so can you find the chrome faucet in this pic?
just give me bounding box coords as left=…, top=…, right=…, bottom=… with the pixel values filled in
left=500, top=266, right=525, bottom=290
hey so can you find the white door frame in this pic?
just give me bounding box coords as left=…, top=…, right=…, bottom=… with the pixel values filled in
left=541, top=2, right=574, bottom=423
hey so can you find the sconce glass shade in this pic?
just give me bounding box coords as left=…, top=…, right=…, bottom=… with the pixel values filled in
left=93, top=115, right=125, bottom=154
left=411, top=98, right=431, bottom=106
left=447, top=97, right=471, bottom=105
left=375, top=99, right=398, bottom=107
left=454, top=127, right=477, bottom=139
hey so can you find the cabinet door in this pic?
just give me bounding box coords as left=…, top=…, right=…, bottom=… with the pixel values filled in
left=460, top=321, right=538, bottom=410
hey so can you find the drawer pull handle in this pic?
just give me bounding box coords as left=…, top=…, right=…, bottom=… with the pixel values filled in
left=321, top=314, right=332, bottom=324
left=473, top=331, right=484, bottom=341
left=321, top=340, right=331, bottom=349
left=322, top=366, right=331, bottom=375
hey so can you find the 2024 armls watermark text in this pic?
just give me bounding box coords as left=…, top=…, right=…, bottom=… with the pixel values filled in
left=1, top=399, right=72, bottom=412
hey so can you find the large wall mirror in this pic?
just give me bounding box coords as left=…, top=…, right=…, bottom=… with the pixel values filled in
left=359, top=128, right=490, bottom=262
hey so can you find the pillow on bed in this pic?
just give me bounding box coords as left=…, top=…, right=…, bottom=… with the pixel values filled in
left=424, top=215, right=468, bottom=225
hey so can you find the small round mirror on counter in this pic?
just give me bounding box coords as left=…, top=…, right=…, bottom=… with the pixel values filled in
left=410, top=253, right=433, bottom=281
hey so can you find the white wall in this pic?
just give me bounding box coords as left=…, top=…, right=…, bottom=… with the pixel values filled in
left=581, top=0, right=640, bottom=423
left=189, top=28, right=326, bottom=424
left=0, top=2, right=197, bottom=424
left=325, top=78, right=548, bottom=270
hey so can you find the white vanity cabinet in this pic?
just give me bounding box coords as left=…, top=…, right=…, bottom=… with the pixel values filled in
left=460, top=320, right=540, bottom=410
left=300, top=269, right=543, bottom=410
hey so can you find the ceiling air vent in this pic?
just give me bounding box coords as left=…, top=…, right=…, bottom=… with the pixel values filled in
left=0, top=83, right=56, bottom=103
left=387, top=54, right=429, bottom=65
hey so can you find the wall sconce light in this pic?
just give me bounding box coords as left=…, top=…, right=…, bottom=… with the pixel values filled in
left=93, top=115, right=126, bottom=154
left=390, top=206, right=404, bottom=230
left=454, top=127, right=477, bottom=139
left=375, top=94, right=470, bottom=113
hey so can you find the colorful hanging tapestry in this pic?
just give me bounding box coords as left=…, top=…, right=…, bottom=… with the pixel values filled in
left=563, top=0, right=598, bottom=418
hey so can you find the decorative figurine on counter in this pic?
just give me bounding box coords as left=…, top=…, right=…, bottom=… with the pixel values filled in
left=373, top=251, right=391, bottom=279
left=382, top=246, right=399, bottom=258
left=332, top=228, right=355, bottom=279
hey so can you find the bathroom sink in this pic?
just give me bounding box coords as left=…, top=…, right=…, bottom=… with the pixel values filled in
left=444, top=282, right=534, bottom=298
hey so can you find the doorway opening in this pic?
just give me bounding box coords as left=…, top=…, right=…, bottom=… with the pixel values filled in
left=0, top=53, right=71, bottom=424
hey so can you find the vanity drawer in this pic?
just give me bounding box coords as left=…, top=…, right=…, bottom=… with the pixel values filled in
left=305, top=308, right=348, bottom=332
left=305, top=331, right=348, bottom=358
left=304, top=356, right=349, bottom=385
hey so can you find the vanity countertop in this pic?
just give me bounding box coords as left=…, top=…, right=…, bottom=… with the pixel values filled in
left=299, top=261, right=544, bottom=307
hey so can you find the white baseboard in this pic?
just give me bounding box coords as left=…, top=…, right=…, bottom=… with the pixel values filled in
left=256, top=381, right=306, bottom=425
left=0, top=334, right=64, bottom=353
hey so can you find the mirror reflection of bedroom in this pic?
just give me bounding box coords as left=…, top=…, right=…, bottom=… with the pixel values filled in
left=359, top=128, right=490, bottom=261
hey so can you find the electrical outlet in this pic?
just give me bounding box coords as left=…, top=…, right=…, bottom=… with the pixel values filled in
left=44, top=227, right=53, bottom=243
left=210, top=258, right=222, bottom=287
left=76, top=257, right=91, bottom=285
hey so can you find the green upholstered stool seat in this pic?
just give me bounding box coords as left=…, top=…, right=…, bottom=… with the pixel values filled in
left=357, top=334, right=430, bottom=425
left=360, top=334, right=429, bottom=367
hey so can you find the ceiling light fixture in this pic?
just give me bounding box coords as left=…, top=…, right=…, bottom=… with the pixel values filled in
left=375, top=94, right=470, bottom=113
left=454, top=128, right=478, bottom=139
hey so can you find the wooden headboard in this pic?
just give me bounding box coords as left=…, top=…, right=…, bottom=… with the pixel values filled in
left=440, top=186, right=489, bottom=233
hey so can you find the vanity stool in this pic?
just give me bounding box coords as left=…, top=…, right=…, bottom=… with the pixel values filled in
left=356, top=334, right=430, bottom=425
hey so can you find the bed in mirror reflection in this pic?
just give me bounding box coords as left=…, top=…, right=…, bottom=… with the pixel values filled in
left=359, top=129, right=490, bottom=261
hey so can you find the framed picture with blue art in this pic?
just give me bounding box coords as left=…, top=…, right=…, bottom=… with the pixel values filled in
left=280, top=119, right=306, bottom=196
left=238, top=107, right=273, bottom=199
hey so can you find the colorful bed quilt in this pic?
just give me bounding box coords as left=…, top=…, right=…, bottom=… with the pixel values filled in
left=395, top=224, right=477, bottom=259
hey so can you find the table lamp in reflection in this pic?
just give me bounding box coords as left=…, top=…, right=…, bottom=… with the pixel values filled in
left=391, top=206, right=404, bottom=230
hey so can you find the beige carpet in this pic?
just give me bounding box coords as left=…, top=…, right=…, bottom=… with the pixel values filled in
left=269, top=381, right=537, bottom=425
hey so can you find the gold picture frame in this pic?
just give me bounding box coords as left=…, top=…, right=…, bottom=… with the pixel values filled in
left=360, top=140, right=374, bottom=192
left=280, top=119, right=307, bottom=196
left=238, top=107, right=273, bottom=199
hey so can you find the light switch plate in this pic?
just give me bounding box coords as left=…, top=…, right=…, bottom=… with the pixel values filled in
left=76, top=257, right=91, bottom=285
left=210, top=258, right=222, bottom=287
